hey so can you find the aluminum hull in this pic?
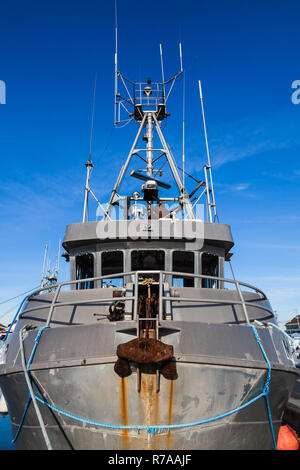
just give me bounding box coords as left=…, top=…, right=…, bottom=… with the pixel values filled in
left=0, top=321, right=297, bottom=450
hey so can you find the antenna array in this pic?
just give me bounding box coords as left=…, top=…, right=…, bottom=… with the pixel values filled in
left=114, top=2, right=183, bottom=127
left=79, top=2, right=219, bottom=224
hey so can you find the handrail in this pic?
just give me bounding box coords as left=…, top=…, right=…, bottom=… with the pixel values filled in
left=160, top=270, right=267, bottom=300
left=22, top=297, right=134, bottom=315
left=162, top=297, right=273, bottom=317
left=27, top=270, right=267, bottom=300
left=17, top=270, right=273, bottom=327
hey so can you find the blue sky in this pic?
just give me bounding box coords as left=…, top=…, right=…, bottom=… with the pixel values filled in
left=0, top=0, right=300, bottom=326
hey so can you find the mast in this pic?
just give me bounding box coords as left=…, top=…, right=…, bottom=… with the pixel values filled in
left=82, top=157, right=93, bottom=223
left=82, top=74, right=97, bottom=223
left=82, top=26, right=218, bottom=224
left=103, top=41, right=197, bottom=221
left=146, top=112, right=153, bottom=177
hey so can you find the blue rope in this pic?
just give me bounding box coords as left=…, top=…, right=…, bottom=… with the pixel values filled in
left=246, top=323, right=277, bottom=449
left=247, top=324, right=271, bottom=394
left=32, top=388, right=267, bottom=433
left=26, top=326, right=50, bottom=370
left=12, top=322, right=278, bottom=449
left=11, top=396, right=31, bottom=444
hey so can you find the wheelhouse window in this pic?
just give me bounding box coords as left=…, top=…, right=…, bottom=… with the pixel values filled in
left=131, top=250, right=165, bottom=271
left=76, top=254, right=94, bottom=290
left=101, top=251, right=124, bottom=287
left=202, top=253, right=219, bottom=288
left=172, top=251, right=195, bottom=287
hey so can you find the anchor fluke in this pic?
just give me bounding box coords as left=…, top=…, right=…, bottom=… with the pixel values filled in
left=116, top=337, right=173, bottom=364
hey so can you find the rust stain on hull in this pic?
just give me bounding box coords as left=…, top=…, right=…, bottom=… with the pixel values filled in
left=120, top=367, right=175, bottom=450
left=140, top=366, right=162, bottom=448
left=120, top=377, right=129, bottom=449
left=141, top=367, right=156, bottom=426
left=167, top=379, right=174, bottom=449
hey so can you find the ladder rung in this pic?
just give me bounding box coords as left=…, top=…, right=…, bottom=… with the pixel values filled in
left=138, top=317, right=157, bottom=321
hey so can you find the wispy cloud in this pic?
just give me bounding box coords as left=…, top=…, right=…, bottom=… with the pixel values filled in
left=216, top=181, right=251, bottom=192
left=233, top=183, right=250, bottom=191
left=238, top=242, right=300, bottom=250
left=0, top=169, right=83, bottom=224
left=213, top=181, right=257, bottom=198
left=254, top=276, right=300, bottom=282
left=265, top=168, right=300, bottom=182
left=237, top=215, right=300, bottom=224
left=200, top=108, right=300, bottom=169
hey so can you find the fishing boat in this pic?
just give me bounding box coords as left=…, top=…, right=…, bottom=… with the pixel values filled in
left=0, top=39, right=298, bottom=450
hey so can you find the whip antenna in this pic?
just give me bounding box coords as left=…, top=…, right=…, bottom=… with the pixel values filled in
left=89, top=73, right=98, bottom=160
left=198, top=80, right=211, bottom=167
left=179, top=42, right=183, bottom=72
left=83, top=74, right=97, bottom=222
left=198, top=80, right=218, bottom=222
left=182, top=75, right=185, bottom=188
left=159, top=43, right=166, bottom=98
left=114, top=0, right=118, bottom=125
left=181, top=43, right=185, bottom=188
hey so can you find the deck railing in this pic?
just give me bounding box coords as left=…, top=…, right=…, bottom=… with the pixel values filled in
left=19, top=270, right=274, bottom=327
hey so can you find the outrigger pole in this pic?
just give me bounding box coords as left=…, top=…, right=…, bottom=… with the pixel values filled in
left=82, top=74, right=97, bottom=222
left=198, top=80, right=219, bottom=223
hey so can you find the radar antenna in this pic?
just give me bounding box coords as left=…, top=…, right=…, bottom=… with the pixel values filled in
left=104, top=30, right=195, bottom=220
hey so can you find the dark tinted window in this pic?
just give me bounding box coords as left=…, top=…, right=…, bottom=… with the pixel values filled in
left=101, top=251, right=124, bottom=287
left=131, top=250, right=165, bottom=271
left=172, top=251, right=194, bottom=287
left=102, top=251, right=124, bottom=275
left=76, top=254, right=94, bottom=290
left=202, top=253, right=219, bottom=288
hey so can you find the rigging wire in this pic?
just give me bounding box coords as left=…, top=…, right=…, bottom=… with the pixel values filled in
left=0, top=302, right=22, bottom=321
left=89, top=72, right=98, bottom=160
left=0, top=286, right=40, bottom=306
left=92, top=123, right=117, bottom=167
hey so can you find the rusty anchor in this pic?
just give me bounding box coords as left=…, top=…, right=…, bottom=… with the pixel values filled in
left=114, top=277, right=177, bottom=381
